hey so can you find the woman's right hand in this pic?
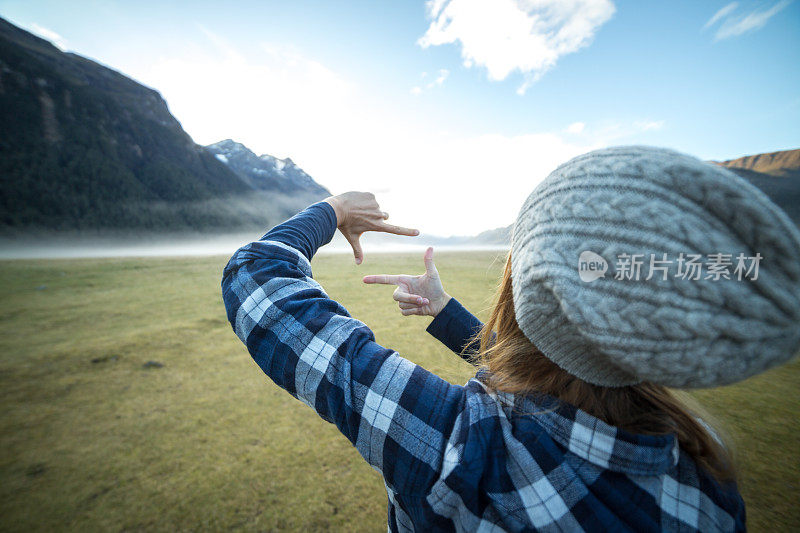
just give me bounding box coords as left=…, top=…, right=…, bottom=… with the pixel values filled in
left=362, top=247, right=451, bottom=317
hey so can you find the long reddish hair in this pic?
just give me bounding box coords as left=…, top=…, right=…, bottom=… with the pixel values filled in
left=472, top=255, right=736, bottom=482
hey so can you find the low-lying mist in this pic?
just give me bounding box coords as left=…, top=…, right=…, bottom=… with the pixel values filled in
left=0, top=230, right=509, bottom=260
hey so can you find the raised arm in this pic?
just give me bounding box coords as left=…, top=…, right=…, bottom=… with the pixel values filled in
left=221, top=194, right=466, bottom=495
left=363, top=249, right=486, bottom=364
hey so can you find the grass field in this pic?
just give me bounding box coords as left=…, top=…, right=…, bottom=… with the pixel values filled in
left=0, top=250, right=798, bottom=531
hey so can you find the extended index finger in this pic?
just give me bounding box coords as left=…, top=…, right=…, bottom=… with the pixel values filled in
left=362, top=274, right=403, bottom=285
left=376, top=222, right=419, bottom=237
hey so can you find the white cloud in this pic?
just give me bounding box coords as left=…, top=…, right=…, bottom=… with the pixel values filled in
left=633, top=120, right=665, bottom=132
left=555, top=119, right=666, bottom=149
left=417, top=0, right=615, bottom=94
left=565, top=121, right=585, bottom=134
left=29, top=23, right=67, bottom=50
left=411, top=68, right=449, bottom=95
left=704, top=1, right=790, bottom=40
left=585, top=120, right=666, bottom=144
left=704, top=2, right=739, bottom=29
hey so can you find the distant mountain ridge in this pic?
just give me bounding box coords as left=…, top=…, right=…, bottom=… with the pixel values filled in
left=206, top=140, right=329, bottom=197
left=0, top=17, right=328, bottom=233
left=713, top=148, right=800, bottom=224
left=713, top=148, right=800, bottom=177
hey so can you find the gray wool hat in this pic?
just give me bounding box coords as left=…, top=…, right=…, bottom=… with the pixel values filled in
left=511, top=146, right=800, bottom=388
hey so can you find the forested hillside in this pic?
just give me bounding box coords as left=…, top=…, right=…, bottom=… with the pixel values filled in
left=0, top=17, right=328, bottom=233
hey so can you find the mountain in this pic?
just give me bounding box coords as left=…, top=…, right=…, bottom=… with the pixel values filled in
left=714, top=148, right=800, bottom=177
left=0, top=17, right=327, bottom=233
left=471, top=225, right=512, bottom=245
left=713, top=148, right=800, bottom=224
left=206, top=140, right=329, bottom=197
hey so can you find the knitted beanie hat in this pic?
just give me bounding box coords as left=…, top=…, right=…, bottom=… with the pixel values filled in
left=511, top=146, right=800, bottom=388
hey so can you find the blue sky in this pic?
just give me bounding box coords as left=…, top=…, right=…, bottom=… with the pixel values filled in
left=1, top=0, right=798, bottom=235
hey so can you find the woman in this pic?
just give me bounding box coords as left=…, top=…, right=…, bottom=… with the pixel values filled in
left=221, top=146, right=800, bottom=531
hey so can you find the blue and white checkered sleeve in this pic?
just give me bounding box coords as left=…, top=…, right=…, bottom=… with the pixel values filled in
left=426, top=298, right=485, bottom=363
left=221, top=206, right=465, bottom=495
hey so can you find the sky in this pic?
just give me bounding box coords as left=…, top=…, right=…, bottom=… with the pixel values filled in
left=1, top=0, right=799, bottom=235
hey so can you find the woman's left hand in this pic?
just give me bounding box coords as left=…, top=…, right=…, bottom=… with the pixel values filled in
left=362, top=247, right=451, bottom=317
left=324, top=192, right=419, bottom=264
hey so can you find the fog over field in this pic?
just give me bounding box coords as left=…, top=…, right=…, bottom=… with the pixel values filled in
left=0, top=232, right=509, bottom=260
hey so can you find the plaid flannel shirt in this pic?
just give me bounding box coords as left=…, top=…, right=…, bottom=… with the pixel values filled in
left=221, top=202, right=746, bottom=532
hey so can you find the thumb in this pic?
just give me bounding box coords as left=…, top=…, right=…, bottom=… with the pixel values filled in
left=346, top=233, right=364, bottom=265
left=423, top=247, right=437, bottom=276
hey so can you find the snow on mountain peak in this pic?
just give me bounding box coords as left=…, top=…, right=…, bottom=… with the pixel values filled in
left=208, top=139, right=250, bottom=156
left=205, top=139, right=329, bottom=196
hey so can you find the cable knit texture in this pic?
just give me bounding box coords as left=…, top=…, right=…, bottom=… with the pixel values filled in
left=511, top=146, right=800, bottom=388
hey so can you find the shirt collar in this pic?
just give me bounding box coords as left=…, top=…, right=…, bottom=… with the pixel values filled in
left=475, top=370, right=679, bottom=476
